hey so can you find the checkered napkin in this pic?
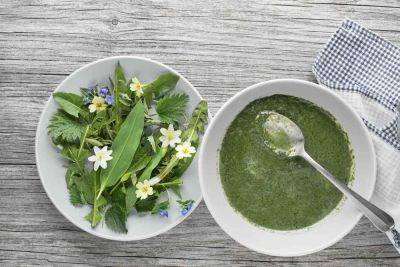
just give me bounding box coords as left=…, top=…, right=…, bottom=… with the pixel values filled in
left=312, top=19, right=400, bottom=249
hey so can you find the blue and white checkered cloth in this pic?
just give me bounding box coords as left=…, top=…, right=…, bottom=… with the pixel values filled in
left=313, top=19, right=400, bottom=250
left=313, top=19, right=400, bottom=200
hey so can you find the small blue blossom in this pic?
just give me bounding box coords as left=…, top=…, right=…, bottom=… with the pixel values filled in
left=83, top=95, right=90, bottom=105
left=178, top=200, right=194, bottom=216
left=105, top=94, right=114, bottom=106
left=98, top=86, right=109, bottom=97
left=159, top=209, right=168, bottom=218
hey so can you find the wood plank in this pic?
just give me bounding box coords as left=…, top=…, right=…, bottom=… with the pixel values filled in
left=1, top=0, right=399, bottom=265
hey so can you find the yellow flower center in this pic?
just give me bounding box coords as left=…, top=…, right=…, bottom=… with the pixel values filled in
left=182, top=147, right=189, bottom=154
left=134, top=83, right=141, bottom=91
left=166, top=132, right=175, bottom=141
left=141, top=186, right=148, bottom=194
left=97, top=153, right=104, bottom=161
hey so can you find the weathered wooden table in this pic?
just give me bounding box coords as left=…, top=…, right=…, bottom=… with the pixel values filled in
left=1, top=1, right=400, bottom=266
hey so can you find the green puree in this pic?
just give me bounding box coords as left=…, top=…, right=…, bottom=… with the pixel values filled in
left=219, top=95, right=354, bottom=230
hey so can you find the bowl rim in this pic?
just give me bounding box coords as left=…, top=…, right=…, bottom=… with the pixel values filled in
left=198, top=78, right=377, bottom=256
left=35, top=55, right=205, bottom=241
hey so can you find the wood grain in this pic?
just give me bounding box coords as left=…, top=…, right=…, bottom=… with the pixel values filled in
left=1, top=0, right=400, bottom=265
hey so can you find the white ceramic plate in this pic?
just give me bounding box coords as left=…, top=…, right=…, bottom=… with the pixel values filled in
left=36, top=56, right=204, bottom=241
left=199, top=79, right=376, bottom=256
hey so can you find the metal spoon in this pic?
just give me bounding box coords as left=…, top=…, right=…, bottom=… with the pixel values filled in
left=257, top=111, right=400, bottom=248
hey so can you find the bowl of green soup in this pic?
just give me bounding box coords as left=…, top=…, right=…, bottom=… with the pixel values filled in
left=199, top=79, right=376, bottom=256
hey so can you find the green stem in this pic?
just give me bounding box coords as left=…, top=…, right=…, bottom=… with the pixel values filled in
left=91, top=172, right=99, bottom=227
left=78, top=125, right=90, bottom=157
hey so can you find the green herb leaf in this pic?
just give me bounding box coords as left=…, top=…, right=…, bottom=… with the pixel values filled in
left=151, top=73, right=179, bottom=98
left=53, top=92, right=84, bottom=118
left=151, top=200, right=169, bottom=214
left=156, top=94, right=189, bottom=123
left=85, top=209, right=102, bottom=227
left=135, top=196, right=157, bottom=212
left=48, top=111, right=86, bottom=143
left=138, top=147, right=167, bottom=182
left=125, top=186, right=137, bottom=214
left=99, top=102, right=145, bottom=196
left=105, top=205, right=127, bottom=233
left=69, top=185, right=83, bottom=206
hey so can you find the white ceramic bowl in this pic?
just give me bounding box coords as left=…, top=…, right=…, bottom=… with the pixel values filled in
left=199, top=79, right=376, bottom=256
left=36, top=56, right=204, bottom=241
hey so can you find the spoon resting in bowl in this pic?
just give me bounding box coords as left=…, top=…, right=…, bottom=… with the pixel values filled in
left=257, top=111, right=400, bottom=249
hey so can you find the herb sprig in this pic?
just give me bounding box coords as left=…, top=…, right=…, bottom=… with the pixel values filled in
left=48, top=62, right=208, bottom=233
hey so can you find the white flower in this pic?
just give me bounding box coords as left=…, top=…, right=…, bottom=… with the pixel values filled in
left=130, top=77, right=143, bottom=97
left=159, top=124, right=182, bottom=148
left=88, top=146, right=113, bottom=171
left=89, top=96, right=107, bottom=113
left=135, top=180, right=154, bottom=200
left=175, top=142, right=196, bottom=159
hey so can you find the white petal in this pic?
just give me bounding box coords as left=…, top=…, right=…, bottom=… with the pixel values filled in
left=189, top=146, right=196, bottom=153
left=94, top=161, right=100, bottom=171
left=135, top=190, right=142, bottom=198
left=175, top=145, right=183, bottom=152
left=101, top=146, right=108, bottom=153
left=147, top=187, right=154, bottom=195
left=88, top=155, right=96, bottom=162
left=160, top=128, right=167, bottom=135
left=159, top=136, right=166, bottom=142
left=93, top=146, right=100, bottom=154
left=161, top=140, right=169, bottom=148
left=175, top=137, right=181, bottom=144
left=104, top=154, right=112, bottom=161
left=168, top=124, right=174, bottom=131
left=175, top=130, right=182, bottom=136
left=89, top=105, right=96, bottom=113
left=100, top=160, right=107, bottom=169
left=176, top=151, right=184, bottom=159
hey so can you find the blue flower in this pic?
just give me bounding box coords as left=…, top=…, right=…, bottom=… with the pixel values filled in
left=83, top=95, right=90, bottom=105
left=105, top=94, right=114, bottom=106
left=98, top=86, right=109, bottom=97
left=179, top=200, right=194, bottom=216
left=159, top=209, right=168, bottom=218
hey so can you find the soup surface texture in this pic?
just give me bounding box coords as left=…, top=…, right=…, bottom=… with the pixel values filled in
left=219, top=95, right=354, bottom=230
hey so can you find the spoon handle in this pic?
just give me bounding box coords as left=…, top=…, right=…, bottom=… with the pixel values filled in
left=301, top=151, right=395, bottom=233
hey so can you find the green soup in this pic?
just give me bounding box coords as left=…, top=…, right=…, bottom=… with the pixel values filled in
left=219, top=95, right=354, bottom=230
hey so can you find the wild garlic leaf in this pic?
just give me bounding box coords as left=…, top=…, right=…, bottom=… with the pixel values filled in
left=99, top=102, right=144, bottom=194
left=138, top=147, right=167, bottom=182
left=125, top=186, right=137, bottom=214
left=156, top=94, right=189, bottom=123
left=53, top=92, right=84, bottom=118
left=151, top=200, right=169, bottom=214
left=151, top=73, right=179, bottom=98
left=105, top=205, right=127, bottom=233
left=48, top=111, right=86, bottom=143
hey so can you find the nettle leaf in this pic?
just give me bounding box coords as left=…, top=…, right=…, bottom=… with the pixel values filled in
left=48, top=111, right=86, bottom=143
left=156, top=94, right=189, bottom=123
left=69, top=185, right=84, bottom=206
left=99, top=102, right=144, bottom=194
left=125, top=186, right=137, bottom=214
left=85, top=209, right=102, bottom=228
left=105, top=205, right=127, bottom=233
left=135, top=195, right=157, bottom=212
left=53, top=92, right=84, bottom=118
left=151, top=200, right=169, bottom=214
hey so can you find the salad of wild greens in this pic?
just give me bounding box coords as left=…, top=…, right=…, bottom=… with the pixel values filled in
left=47, top=62, right=208, bottom=233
